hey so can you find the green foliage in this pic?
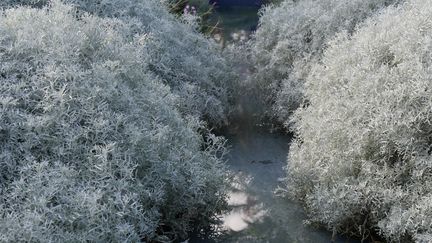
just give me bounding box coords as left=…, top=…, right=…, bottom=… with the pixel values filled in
left=286, top=0, right=432, bottom=241
left=0, top=2, right=228, bottom=241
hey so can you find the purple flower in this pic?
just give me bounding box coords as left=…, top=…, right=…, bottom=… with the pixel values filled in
left=183, top=4, right=197, bottom=16
left=183, top=4, right=191, bottom=15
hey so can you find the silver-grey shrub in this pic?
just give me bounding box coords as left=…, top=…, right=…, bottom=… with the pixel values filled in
left=250, top=0, right=401, bottom=125
left=286, top=0, right=432, bottom=241
left=0, top=2, right=227, bottom=242
left=1, top=0, right=236, bottom=126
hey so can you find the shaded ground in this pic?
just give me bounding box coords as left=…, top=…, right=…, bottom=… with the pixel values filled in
left=191, top=74, right=359, bottom=242
left=208, top=6, right=260, bottom=42
left=188, top=0, right=260, bottom=43
left=187, top=3, right=361, bottom=242
left=191, top=127, right=360, bottom=243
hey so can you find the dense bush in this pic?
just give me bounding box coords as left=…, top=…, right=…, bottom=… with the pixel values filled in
left=1, top=0, right=237, bottom=126
left=0, top=2, right=228, bottom=241
left=286, top=0, right=432, bottom=241
left=250, top=0, right=401, bottom=124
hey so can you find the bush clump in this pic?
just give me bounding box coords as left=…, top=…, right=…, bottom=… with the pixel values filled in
left=1, top=0, right=237, bottom=126
left=286, top=0, right=432, bottom=241
left=0, top=2, right=227, bottom=242
left=250, top=0, right=401, bottom=125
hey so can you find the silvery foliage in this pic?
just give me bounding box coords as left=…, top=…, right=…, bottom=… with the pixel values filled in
left=250, top=0, right=401, bottom=125
left=1, top=0, right=236, bottom=126
left=0, top=2, right=228, bottom=242
left=286, top=0, right=432, bottom=241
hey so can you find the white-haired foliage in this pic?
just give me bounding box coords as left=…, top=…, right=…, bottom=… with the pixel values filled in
left=1, top=0, right=237, bottom=126
left=0, top=2, right=228, bottom=242
left=250, top=0, right=401, bottom=125
left=286, top=0, right=432, bottom=241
